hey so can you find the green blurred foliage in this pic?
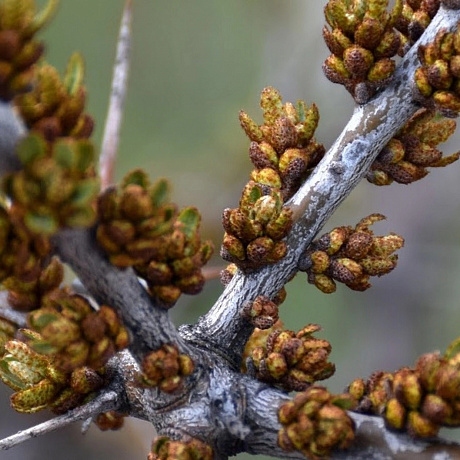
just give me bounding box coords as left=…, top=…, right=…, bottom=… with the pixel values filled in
left=1, top=1, right=460, bottom=459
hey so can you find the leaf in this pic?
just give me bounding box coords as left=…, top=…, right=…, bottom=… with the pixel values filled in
left=150, top=178, right=171, bottom=207
left=24, top=212, right=58, bottom=235
left=445, top=337, right=460, bottom=361
left=64, top=52, right=85, bottom=96
left=53, top=139, right=76, bottom=170
left=122, top=169, right=150, bottom=189
left=25, top=0, right=59, bottom=37
left=17, top=134, right=47, bottom=166
left=177, top=207, right=200, bottom=240
left=69, top=178, right=100, bottom=206
left=75, top=140, right=95, bottom=172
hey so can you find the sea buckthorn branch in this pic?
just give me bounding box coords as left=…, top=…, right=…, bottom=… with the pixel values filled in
left=182, top=5, right=460, bottom=367
left=1, top=2, right=460, bottom=460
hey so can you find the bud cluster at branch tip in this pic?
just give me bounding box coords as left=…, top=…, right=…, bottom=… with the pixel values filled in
left=414, top=22, right=460, bottom=117
left=247, top=324, right=335, bottom=392
left=241, top=295, right=280, bottom=330
left=0, top=203, right=51, bottom=292
left=348, top=336, right=460, bottom=437
left=394, top=0, right=440, bottom=53
left=0, top=256, right=129, bottom=414
left=368, top=108, right=459, bottom=185
left=222, top=87, right=324, bottom=272
left=15, top=53, right=94, bottom=141
left=323, top=0, right=402, bottom=103
left=0, top=0, right=57, bottom=101
left=141, top=343, right=194, bottom=393
left=299, top=214, right=404, bottom=293
left=148, top=436, right=213, bottom=460
left=97, top=169, right=213, bottom=307
left=278, top=386, right=356, bottom=459
left=2, top=51, right=99, bottom=237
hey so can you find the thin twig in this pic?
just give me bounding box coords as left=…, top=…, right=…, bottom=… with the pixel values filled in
left=0, top=390, right=119, bottom=450
left=99, top=0, right=133, bottom=189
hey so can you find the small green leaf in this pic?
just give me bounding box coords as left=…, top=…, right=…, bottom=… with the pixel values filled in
left=25, top=0, right=59, bottom=37
left=29, top=341, right=58, bottom=355
left=75, top=140, right=95, bottom=172
left=64, top=207, right=96, bottom=228
left=150, top=179, right=170, bottom=207
left=122, top=169, right=150, bottom=189
left=69, top=178, right=99, bottom=206
left=29, top=312, right=58, bottom=330
left=53, top=140, right=76, bottom=170
left=17, top=134, right=47, bottom=166
left=445, top=337, right=460, bottom=361
left=63, top=52, right=85, bottom=96
left=177, top=207, right=200, bottom=240
left=24, top=212, right=58, bottom=235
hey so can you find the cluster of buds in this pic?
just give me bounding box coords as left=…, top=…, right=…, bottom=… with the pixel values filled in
left=300, top=214, right=404, bottom=293
left=394, top=0, right=440, bottom=53
left=241, top=295, right=280, bottom=330
left=348, top=337, right=460, bottom=437
left=148, top=436, right=213, bottom=460
left=222, top=86, right=323, bottom=272
left=278, top=386, right=355, bottom=458
left=3, top=133, right=99, bottom=235
left=141, top=343, right=194, bottom=393
left=97, top=170, right=213, bottom=307
left=414, top=23, right=460, bottom=117
left=4, top=256, right=64, bottom=312
left=14, top=53, right=94, bottom=141
left=26, top=294, right=129, bottom=373
left=323, top=0, right=402, bottom=103
left=0, top=339, right=105, bottom=414
left=249, top=324, right=335, bottom=392
left=0, top=203, right=51, bottom=286
left=0, top=0, right=57, bottom=101
left=368, top=108, right=459, bottom=185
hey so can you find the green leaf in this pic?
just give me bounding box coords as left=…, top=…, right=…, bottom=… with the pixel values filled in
left=122, top=169, right=150, bottom=189
left=75, top=140, right=95, bottom=172
left=177, top=207, right=200, bottom=240
left=69, top=178, right=99, bottom=206
left=0, top=359, right=27, bottom=391
left=17, top=134, right=47, bottom=166
left=64, top=207, right=96, bottom=228
left=29, top=312, right=58, bottom=330
left=25, top=0, right=59, bottom=36
left=64, top=52, right=85, bottom=96
left=24, top=212, right=58, bottom=235
left=53, top=140, right=76, bottom=170
left=29, top=341, right=58, bottom=356
left=150, top=178, right=170, bottom=207
left=445, top=337, right=460, bottom=361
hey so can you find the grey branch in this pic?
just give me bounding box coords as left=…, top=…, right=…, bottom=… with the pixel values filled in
left=185, top=5, right=460, bottom=366
left=0, top=389, right=119, bottom=451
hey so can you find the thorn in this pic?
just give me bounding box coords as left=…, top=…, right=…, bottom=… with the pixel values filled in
left=99, top=0, right=133, bottom=189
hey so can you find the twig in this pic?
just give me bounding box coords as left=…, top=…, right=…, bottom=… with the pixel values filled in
left=99, top=0, right=133, bottom=189
left=0, top=390, right=119, bottom=450
left=0, top=291, right=27, bottom=327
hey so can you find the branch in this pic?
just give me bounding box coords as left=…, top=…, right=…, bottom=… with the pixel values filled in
left=0, top=102, right=24, bottom=175
left=99, top=0, right=132, bottom=189
left=0, top=389, right=119, bottom=451
left=183, top=5, right=460, bottom=366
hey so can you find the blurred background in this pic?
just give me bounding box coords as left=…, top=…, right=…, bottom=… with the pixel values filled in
left=1, top=0, right=460, bottom=458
